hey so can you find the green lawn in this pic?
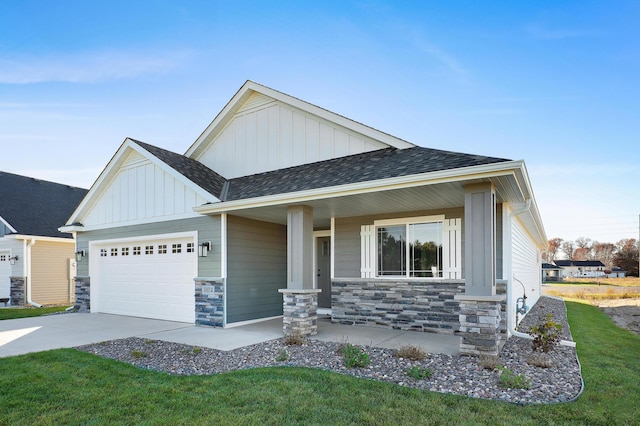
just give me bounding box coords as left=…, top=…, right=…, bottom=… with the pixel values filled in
left=0, top=302, right=638, bottom=425
left=0, top=306, right=70, bottom=320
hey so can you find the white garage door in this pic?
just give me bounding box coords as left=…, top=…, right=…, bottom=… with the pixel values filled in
left=0, top=253, right=11, bottom=299
left=92, top=234, right=196, bottom=323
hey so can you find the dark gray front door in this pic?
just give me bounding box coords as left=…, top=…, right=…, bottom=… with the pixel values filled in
left=317, top=237, right=331, bottom=308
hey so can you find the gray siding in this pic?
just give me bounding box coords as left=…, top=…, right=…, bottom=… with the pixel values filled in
left=334, top=208, right=466, bottom=278
left=76, top=216, right=221, bottom=277
left=226, top=215, right=286, bottom=324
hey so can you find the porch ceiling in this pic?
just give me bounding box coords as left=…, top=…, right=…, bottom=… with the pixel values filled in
left=212, top=174, right=523, bottom=228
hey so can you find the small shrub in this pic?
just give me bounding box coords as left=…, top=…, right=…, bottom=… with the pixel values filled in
left=193, top=347, right=202, bottom=355
left=497, top=366, right=530, bottom=389
left=405, top=366, right=432, bottom=380
left=529, top=313, right=563, bottom=352
left=526, top=353, right=555, bottom=368
left=145, top=339, right=155, bottom=344
left=478, top=355, right=500, bottom=370
left=342, top=344, right=370, bottom=368
left=283, top=333, right=307, bottom=346
left=396, top=345, right=427, bottom=361
left=131, top=350, right=147, bottom=359
left=275, top=349, right=288, bottom=362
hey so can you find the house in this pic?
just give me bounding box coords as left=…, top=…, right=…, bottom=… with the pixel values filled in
left=554, top=260, right=605, bottom=278
left=0, top=172, right=87, bottom=306
left=60, top=81, right=547, bottom=356
left=607, top=267, right=626, bottom=278
left=541, top=262, right=563, bottom=282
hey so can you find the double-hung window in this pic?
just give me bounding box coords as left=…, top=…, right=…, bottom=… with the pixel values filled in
left=361, top=215, right=461, bottom=279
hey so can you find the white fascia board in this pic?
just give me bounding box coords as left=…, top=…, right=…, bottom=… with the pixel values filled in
left=185, top=81, right=415, bottom=160
left=0, top=215, right=17, bottom=233
left=511, top=162, right=548, bottom=247
left=61, top=211, right=202, bottom=233
left=194, top=160, right=525, bottom=215
left=64, top=138, right=219, bottom=228
left=5, top=234, right=75, bottom=244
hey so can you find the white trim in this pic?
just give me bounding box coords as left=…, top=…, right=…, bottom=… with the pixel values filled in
left=312, top=230, right=331, bottom=290
left=61, top=212, right=203, bottom=233
left=4, top=234, right=75, bottom=243
left=373, top=215, right=445, bottom=227
left=0, top=216, right=17, bottom=234
left=88, top=230, right=198, bottom=247
left=220, top=213, right=228, bottom=327
left=330, top=217, right=335, bottom=279
left=224, top=315, right=282, bottom=328
left=194, top=161, right=524, bottom=215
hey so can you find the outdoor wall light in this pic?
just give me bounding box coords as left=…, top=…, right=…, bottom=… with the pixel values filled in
left=75, top=250, right=86, bottom=262
left=9, top=255, right=18, bottom=265
left=198, top=241, right=211, bottom=257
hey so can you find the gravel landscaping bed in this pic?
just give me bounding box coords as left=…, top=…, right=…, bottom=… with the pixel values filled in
left=77, top=296, right=582, bottom=404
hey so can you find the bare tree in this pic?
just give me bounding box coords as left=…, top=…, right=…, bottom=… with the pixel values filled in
left=574, top=237, right=592, bottom=260
left=614, top=239, right=639, bottom=277
left=592, top=242, right=616, bottom=269
left=547, top=238, right=563, bottom=262
left=561, top=241, right=575, bottom=260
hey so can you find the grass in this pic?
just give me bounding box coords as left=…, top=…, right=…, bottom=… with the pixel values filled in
left=0, top=302, right=639, bottom=424
left=0, top=305, right=70, bottom=320
left=559, top=277, right=640, bottom=287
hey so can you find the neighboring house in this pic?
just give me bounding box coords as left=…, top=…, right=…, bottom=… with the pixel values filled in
left=61, top=81, right=547, bottom=356
left=0, top=172, right=87, bottom=306
left=607, top=267, right=626, bottom=278
left=541, top=262, right=563, bottom=282
left=554, top=260, right=606, bottom=278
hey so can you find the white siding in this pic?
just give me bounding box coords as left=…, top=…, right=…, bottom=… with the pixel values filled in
left=197, top=97, right=390, bottom=179
left=83, top=152, right=209, bottom=227
left=511, top=216, right=541, bottom=325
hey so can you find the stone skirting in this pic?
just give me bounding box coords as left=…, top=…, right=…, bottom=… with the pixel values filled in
left=10, top=277, right=25, bottom=306
left=456, top=295, right=505, bottom=356
left=332, top=279, right=465, bottom=334
left=74, top=277, right=91, bottom=312
left=195, top=278, right=225, bottom=327
left=279, top=289, right=321, bottom=336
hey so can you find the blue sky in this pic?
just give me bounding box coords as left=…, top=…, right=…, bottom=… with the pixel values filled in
left=1, top=1, right=638, bottom=244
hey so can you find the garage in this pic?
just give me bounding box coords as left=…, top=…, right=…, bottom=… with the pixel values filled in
left=91, top=233, right=197, bottom=323
left=0, top=252, right=10, bottom=300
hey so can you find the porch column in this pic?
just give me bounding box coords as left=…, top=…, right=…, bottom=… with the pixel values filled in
left=456, top=183, right=504, bottom=356
left=287, top=205, right=314, bottom=290
left=463, top=183, right=496, bottom=296
left=280, top=205, right=320, bottom=336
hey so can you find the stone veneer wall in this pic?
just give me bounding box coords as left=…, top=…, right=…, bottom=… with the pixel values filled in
left=332, top=279, right=507, bottom=337
left=195, top=278, right=224, bottom=327
left=279, top=289, right=321, bottom=336
left=74, top=277, right=91, bottom=312
left=10, top=277, right=25, bottom=306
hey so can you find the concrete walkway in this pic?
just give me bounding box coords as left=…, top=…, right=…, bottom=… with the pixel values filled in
left=0, top=313, right=460, bottom=358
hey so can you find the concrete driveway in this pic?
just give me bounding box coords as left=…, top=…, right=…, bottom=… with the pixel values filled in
left=0, top=313, right=460, bottom=358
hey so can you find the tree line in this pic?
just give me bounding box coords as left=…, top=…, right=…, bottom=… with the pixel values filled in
left=544, top=237, right=639, bottom=277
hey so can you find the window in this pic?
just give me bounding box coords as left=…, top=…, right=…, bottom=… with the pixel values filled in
left=172, top=243, right=182, bottom=254
left=0, top=255, right=6, bottom=262
left=158, top=244, right=167, bottom=254
left=186, top=243, right=194, bottom=253
left=121, top=247, right=129, bottom=256
left=100, top=249, right=108, bottom=257
left=377, top=222, right=442, bottom=277
left=133, top=246, right=141, bottom=255
left=110, top=248, right=118, bottom=256
left=361, top=216, right=461, bottom=279
left=145, top=245, right=154, bottom=255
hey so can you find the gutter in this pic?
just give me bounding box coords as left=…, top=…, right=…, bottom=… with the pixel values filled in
left=24, top=238, right=42, bottom=308
left=507, top=201, right=575, bottom=347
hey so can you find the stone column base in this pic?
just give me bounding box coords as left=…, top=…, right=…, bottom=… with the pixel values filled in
left=195, top=278, right=225, bottom=327
left=278, top=289, right=321, bottom=336
left=74, top=277, right=91, bottom=312
left=455, top=294, right=505, bottom=357
left=10, top=277, right=25, bottom=306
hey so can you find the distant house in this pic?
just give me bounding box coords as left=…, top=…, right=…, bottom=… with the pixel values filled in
left=554, top=260, right=605, bottom=278
left=541, top=262, right=563, bottom=282
left=0, top=172, right=87, bottom=306
left=607, top=267, right=626, bottom=278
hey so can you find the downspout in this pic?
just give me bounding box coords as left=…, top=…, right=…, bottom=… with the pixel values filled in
left=507, top=201, right=575, bottom=347
left=25, top=238, right=42, bottom=308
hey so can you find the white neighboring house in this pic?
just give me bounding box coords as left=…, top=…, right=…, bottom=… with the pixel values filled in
left=0, top=172, right=87, bottom=306
left=61, top=81, right=547, bottom=356
left=554, top=260, right=606, bottom=278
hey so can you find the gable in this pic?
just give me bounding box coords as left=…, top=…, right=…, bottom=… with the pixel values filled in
left=187, top=81, right=415, bottom=180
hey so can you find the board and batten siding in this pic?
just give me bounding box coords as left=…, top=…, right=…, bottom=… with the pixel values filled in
left=334, top=208, right=467, bottom=278
left=197, top=92, right=389, bottom=179
left=226, top=215, right=286, bottom=324
left=76, top=216, right=221, bottom=277
left=83, top=150, right=210, bottom=228
left=31, top=240, right=75, bottom=305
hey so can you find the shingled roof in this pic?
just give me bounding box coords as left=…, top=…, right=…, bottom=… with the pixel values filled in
left=554, top=260, right=605, bottom=268
left=224, top=146, right=510, bottom=201
left=0, top=172, right=87, bottom=238
left=131, top=139, right=227, bottom=199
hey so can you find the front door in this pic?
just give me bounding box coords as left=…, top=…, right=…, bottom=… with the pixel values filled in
left=316, top=237, right=331, bottom=308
